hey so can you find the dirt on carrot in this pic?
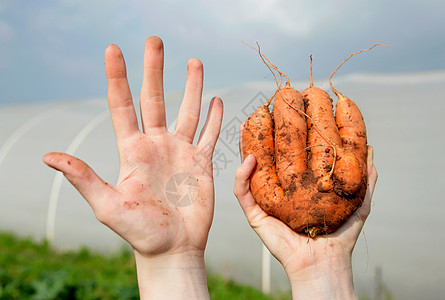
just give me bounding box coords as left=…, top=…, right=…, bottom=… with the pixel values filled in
left=242, top=43, right=388, bottom=237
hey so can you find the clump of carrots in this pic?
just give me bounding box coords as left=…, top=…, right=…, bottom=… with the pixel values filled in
left=242, top=43, right=388, bottom=237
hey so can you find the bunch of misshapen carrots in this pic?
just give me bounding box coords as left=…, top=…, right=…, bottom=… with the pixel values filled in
left=241, top=43, right=388, bottom=237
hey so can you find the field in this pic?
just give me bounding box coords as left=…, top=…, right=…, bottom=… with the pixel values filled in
left=0, top=232, right=290, bottom=300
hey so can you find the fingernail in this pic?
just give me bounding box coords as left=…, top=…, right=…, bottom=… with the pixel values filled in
left=245, top=154, right=254, bottom=163
left=211, top=96, right=222, bottom=104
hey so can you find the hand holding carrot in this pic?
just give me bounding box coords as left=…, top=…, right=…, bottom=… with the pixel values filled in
left=234, top=132, right=377, bottom=299
left=240, top=44, right=386, bottom=238
left=44, top=36, right=223, bottom=300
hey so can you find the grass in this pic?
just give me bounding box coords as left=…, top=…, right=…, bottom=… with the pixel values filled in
left=0, top=232, right=289, bottom=299
left=0, top=232, right=394, bottom=300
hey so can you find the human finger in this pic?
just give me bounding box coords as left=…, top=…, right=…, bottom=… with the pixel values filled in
left=366, top=145, right=378, bottom=200
left=140, top=36, right=167, bottom=132
left=233, top=155, right=268, bottom=223
left=356, top=145, right=378, bottom=220
left=43, top=152, right=115, bottom=215
left=338, top=145, right=378, bottom=242
left=104, top=44, right=139, bottom=141
left=234, top=153, right=301, bottom=258
left=196, top=97, right=223, bottom=156
left=174, top=58, right=203, bottom=143
left=238, top=121, right=246, bottom=162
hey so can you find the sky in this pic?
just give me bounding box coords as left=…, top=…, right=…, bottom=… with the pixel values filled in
left=0, top=0, right=444, bottom=104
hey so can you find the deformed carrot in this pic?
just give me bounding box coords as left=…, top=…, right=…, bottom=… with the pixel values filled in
left=241, top=43, right=386, bottom=236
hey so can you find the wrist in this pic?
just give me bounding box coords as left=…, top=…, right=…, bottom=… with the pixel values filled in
left=286, top=254, right=357, bottom=300
left=134, top=249, right=209, bottom=300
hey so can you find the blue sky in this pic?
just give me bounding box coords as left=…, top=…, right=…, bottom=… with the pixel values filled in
left=0, top=0, right=444, bottom=104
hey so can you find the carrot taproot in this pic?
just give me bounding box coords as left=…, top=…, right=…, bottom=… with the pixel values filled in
left=273, top=82, right=307, bottom=190
left=242, top=103, right=285, bottom=213
left=330, top=43, right=388, bottom=194
left=302, top=55, right=341, bottom=192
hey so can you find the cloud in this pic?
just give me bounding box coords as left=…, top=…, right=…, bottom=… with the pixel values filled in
left=19, top=1, right=137, bottom=76
left=193, top=0, right=362, bottom=38
left=199, top=0, right=320, bottom=36
left=0, top=0, right=11, bottom=13
left=0, top=20, right=13, bottom=41
left=342, top=70, right=445, bottom=85
left=122, top=0, right=354, bottom=38
left=0, top=20, right=13, bottom=68
left=31, top=0, right=131, bottom=36
left=2, top=0, right=444, bottom=103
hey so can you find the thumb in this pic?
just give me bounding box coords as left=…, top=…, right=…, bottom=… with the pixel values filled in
left=43, top=152, right=112, bottom=212
left=234, top=154, right=267, bottom=224
left=336, top=145, right=378, bottom=243
left=234, top=154, right=256, bottom=206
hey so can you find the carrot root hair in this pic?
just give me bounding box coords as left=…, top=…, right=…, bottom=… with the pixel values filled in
left=242, top=41, right=291, bottom=106
left=329, top=43, right=390, bottom=98
left=309, top=54, right=314, bottom=88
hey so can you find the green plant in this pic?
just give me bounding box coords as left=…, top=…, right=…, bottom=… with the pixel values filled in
left=0, top=232, right=289, bottom=299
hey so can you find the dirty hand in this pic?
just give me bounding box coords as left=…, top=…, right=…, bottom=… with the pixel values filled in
left=44, top=36, right=223, bottom=300
left=234, top=125, right=377, bottom=300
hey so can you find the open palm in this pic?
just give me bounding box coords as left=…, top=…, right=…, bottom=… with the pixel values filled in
left=44, top=36, right=223, bottom=258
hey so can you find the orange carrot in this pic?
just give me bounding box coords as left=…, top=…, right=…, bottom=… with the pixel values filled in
left=241, top=43, right=386, bottom=236
left=330, top=43, right=388, bottom=194
left=302, top=55, right=341, bottom=192
left=242, top=103, right=285, bottom=214
left=273, top=82, right=307, bottom=190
